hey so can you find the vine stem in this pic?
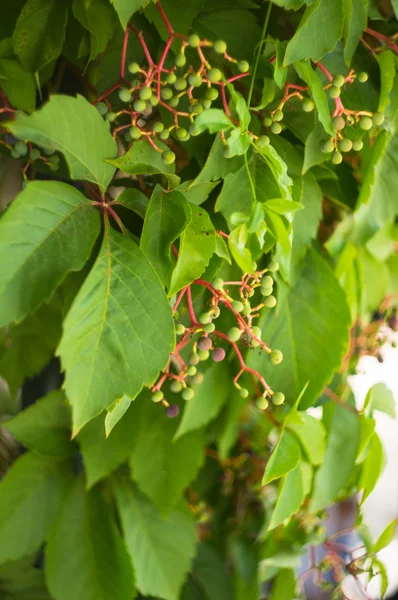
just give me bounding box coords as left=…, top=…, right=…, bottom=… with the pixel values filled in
left=157, top=1, right=174, bottom=35
left=244, top=151, right=257, bottom=202
left=247, top=1, right=272, bottom=107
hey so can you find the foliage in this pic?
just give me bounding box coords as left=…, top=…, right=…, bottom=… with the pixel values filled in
left=0, top=0, right=397, bottom=599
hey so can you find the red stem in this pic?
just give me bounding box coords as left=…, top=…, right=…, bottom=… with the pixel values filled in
left=131, top=26, right=155, bottom=67
left=156, top=1, right=174, bottom=35
left=226, top=73, right=250, bottom=84
left=316, top=62, right=333, bottom=82
left=156, top=36, right=174, bottom=98
left=186, top=286, right=198, bottom=325
left=173, top=288, right=187, bottom=312
left=120, top=27, right=130, bottom=79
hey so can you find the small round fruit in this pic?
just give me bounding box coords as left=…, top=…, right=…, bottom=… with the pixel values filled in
left=161, top=87, right=173, bottom=100
left=359, top=116, right=373, bottom=131
left=256, top=135, right=270, bottom=149
left=119, top=88, right=132, bottom=103
left=152, top=390, right=164, bottom=403
left=15, top=141, right=28, bottom=156
left=321, top=139, right=335, bottom=153
left=332, top=115, right=345, bottom=131
left=237, top=60, right=249, bottom=73
left=272, top=392, right=285, bottom=406
left=188, top=365, right=197, bottom=376
left=256, top=396, right=269, bottom=410
left=264, top=295, right=277, bottom=308
left=242, top=303, right=251, bottom=316
left=133, top=99, right=146, bottom=112
left=170, top=380, right=183, bottom=393
left=162, top=150, right=176, bottom=165
left=357, top=71, right=368, bottom=83
left=175, top=323, right=186, bottom=335
left=302, top=98, right=315, bottom=112
left=328, top=86, right=341, bottom=99
left=251, top=326, right=262, bottom=340
left=200, top=98, right=212, bottom=110
left=189, top=353, right=200, bottom=365
left=175, top=127, right=187, bottom=140
left=166, top=404, right=180, bottom=418
left=30, top=148, right=41, bottom=161
left=166, top=72, right=177, bottom=84
left=182, top=388, right=195, bottom=401
left=188, top=33, right=200, bottom=47
left=159, top=129, right=170, bottom=140
left=191, top=372, right=204, bottom=385
left=271, top=122, right=282, bottom=134
left=372, top=112, right=385, bottom=126
left=128, top=61, right=140, bottom=74
left=263, top=116, right=273, bottom=127
left=189, top=124, right=200, bottom=136
left=212, top=306, right=221, bottom=319
left=213, top=40, right=227, bottom=54
left=262, top=275, right=273, bottom=287
left=352, top=138, right=363, bottom=151
left=228, top=327, right=242, bottom=342
left=232, top=300, right=244, bottom=313
left=191, top=103, right=203, bottom=115
left=188, top=73, right=203, bottom=87
left=153, top=121, right=164, bottom=133
left=273, top=110, right=284, bottom=122
left=268, top=260, right=279, bottom=272
left=10, top=148, right=20, bottom=159
left=338, top=138, right=352, bottom=152
left=205, top=87, right=219, bottom=101
left=333, top=74, right=345, bottom=88
left=197, top=336, right=212, bottom=352
left=239, top=388, right=249, bottom=398
left=149, top=95, right=159, bottom=106
left=212, top=277, right=224, bottom=290
left=270, top=349, right=283, bottom=364
left=198, top=349, right=210, bottom=361
left=96, top=101, right=108, bottom=115
left=203, top=323, right=215, bottom=333
left=129, top=126, right=142, bottom=139
left=139, top=86, right=152, bottom=100
left=174, top=77, right=187, bottom=91
left=106, top=112, right=116, bottom=122
left=212, top=347, right=226, bottom=362
left=175, top=53, right=186, bottom=67
left=199, top=312, right=212, bottom=325
left=207, top=68, right=222, bottom=83
left=331, top=150, right=343, bottom=165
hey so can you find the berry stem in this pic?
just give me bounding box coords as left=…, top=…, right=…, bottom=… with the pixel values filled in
left=186, top=286, right=199, bottom=326
left=227, top=73, right=250, bottom=84
left=156, top=1, right=174, bottom=35
left=131, top=26, right=156, bottom=67
left=157, top=36, right=174, bottom=98
left=120, top=27, right=130, bottom=79
left=173, top=288, right=187, bottom=312
left=316, top=62, right=333, bottom=82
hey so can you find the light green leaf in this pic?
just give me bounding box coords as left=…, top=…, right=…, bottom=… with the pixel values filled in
left=311, top=405, right=360, bottom=511
left=215, top=234, right=232, bottom=264
left=174, top=362, right=231, bottom=440
left=107, top=138, right=179, bottom=189
left=228, top=224, right=254, bottom=272
left=358, top=249, right=389, bottom=316
left=269, top=461, right=307, bottom=530
left=286, top=413, right=326, bottom=465
left=46, top=477, right=135, bottom=600
left=195, top=109, right=234, bottom=134
left=269, top=568, right=297, bottom=600
left=258, top=145, right=293, bottom=200
left=58, top=228, right=174, bottom=434
left=114, top=476, right=197, bottom=600
left=111, top=0, right=152, bottom=29
left=227, top=86, right=251, bottom=129
left=364, top=383, right=396, bottom=419
left=0, top=59, right=36, bottom=112
left=377, top=50, right=396, bottom=113
left=249, top=250, right=351, bottom=409
left=265, top=199, right=303, bottom=214
left=295, top=61, right=335, bottom=136
left=12, top=0, right=68, bottom=73
left=8, top=95, right=118, bottom=191
left=303, top=121, right=330, bottom=173
left=115, top=187, right=149, bottom=218
left=0, top=452, right=73, bottom=564
left=175, top=180, right=219, bottom=206
left=217, top=388, right=247, bottom=460
left=129, top=397, right=206, bottom=512
left=274, top=40, right=287, bottom=89
left=359, top=432, right=384, bottom=502
left=342, top=0, right=368, bottom=65
left=225, top=128, right=251, bottom=157
left=284, top=0, right=343, bottom=65
left=291, top=172, right=322, bottom=268
left=372, top=519, right=397, bottom=553
left=169, top=204, right=216, bottom=296
left=0, top=181, right=100, bottom=328
left=5, top=391, right=73, bottom=457
left=366, top=220, right=398, bottom=262
left=72, top=0, right=116, bottom=62
left=140, top=186, right=191, bottom=287
left=105, top=395, right=132, bottom=436
left=262, top=429, right=301, bottom=486
left=357, top=414, right=376, bottom=462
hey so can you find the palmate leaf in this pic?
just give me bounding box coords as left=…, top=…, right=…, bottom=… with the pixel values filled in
left=0, top=181, right=100, bottom=328
left=58, top=227, right=175, bottom=434
left=7, top=95, right=118, bottom=191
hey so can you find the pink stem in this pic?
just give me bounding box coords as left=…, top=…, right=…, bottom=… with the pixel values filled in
left=120, top=27, right=130, bottom=79
left=156, top=37, right=174, bottom=98
left=94, top=82, right=121, bottom=104
left=173, top=288, right=187, bottom=313
left=156, top=1, right=174, bottom=35
left=226, top=73, right=250, bottom=84
left=131, top=26, right=155, bottom=67
left=316, top=62, right=333, bottom=82
left=186, top=286, right=198, bottom=325
left=217, top=230, right=229, bottom=239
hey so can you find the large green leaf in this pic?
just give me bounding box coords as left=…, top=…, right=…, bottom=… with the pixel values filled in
left=0, top=58, right=36, bottom=112
left=169, top=204, right=216, bottom=296
left=114, top=476, right=197, bottom=600
left=181, top=543, right=234, bottom=600
left=0, top=452, right=72, bottom=564
left=0, top=556, right=51, bottom=600
left=111, top=0, right=152, bottom=29
left=46, top=477, right=135, bottom=600
left=376, top=50, right=396, bottom=113
left=286, top=412, right=326, bottom=465
left=12, top=0, right=68, bottom=73
left=364, top=383, right=396, bottom=419
left=249, top=250, right=351, bottom=409
left=342, top=0, right=368, bottom=65
left=311, top=405, right=360, bottom=511
left=268, top=461, right=309, bottom=530
left=129, top=397, right=206, bottom=512
left=262, top=430, right=301, bottom=486
left=140, top=186, right=192, bottom=287
left=294, top=61, right=334, bottom=136
left=358, top=432, right=384, bottom=503
left=7, top=95, right=118, bottom=191
left=72, top=0, right=116, bottom=62
left=58, top=228, right=174, bottom=434
left=290, top=173, right=322, bottom=269
left=0, top=181, right=100, bottom=328
left=284, top=0, right=343, bottom=65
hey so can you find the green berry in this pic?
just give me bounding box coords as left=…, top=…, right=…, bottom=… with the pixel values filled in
left=231, top=300, right=244, bottom=313
left=239, top=388, right=249, bottom=398
left=128, top=62, right=140, bottom=74
left=251, top=326, right=262, bottom=340
left=228, top=327, right=242, bottom=342
left=188, top=73, right=203, bottom=87
left=332, top=116, right=345, bottom=130
left=331, top=151, right=343, bottom=165
left=268, top=260, right=279, bottom=272
left=321, top=139, right=335, bottom=153
left=256, top=396, right=269, bottom=410
left=372, top=112, right=385, bottom=126
left=96, top=101, right=108, bottom=115
left=270, top=349, right=283, bottom=365
left=212, top=307, right=221, bottom=318
left=106, top=112, right=116, bottom=122
left=191, top=372, right=204, bottom=385
left=166, top=72, right=177, bottom=84
left=10, top=148, right=20, bottom=159
left=162, top=150, right=176, bottom=165
left=203, top=322, right=215, bottom=333
left=153, top=121, right=164, bottom=133
left=248, top=289, right=255, bottom=298
left=159, top=129, right=170, bottom=140
left=190, top=103, right=203, bottom=115
left=207, top=68, right=222, bottom=83
left=170, top=380, right=183, bottom=393
left=212, top=277, right=224, bottom=290
left=189, top=124, right=200, bottom=136
left=237, top=60, right=249, bottom=73
left=133, top=99, right=146, bottom=112
left=152, top=390, right=164, bottom=403
left=357, top=71, right=368, bottom=83
left=129, top=126, right=142, bottom=140
left=242, top=304, right=251, bottom=316
left=15, top=141, right=28, bottom=156
left=175, top=323, right=186, bottom=335
left=256, top=135, right=270, bottom=149
left=119, top=88, right=132, bottom=103
left=139, top=86, right=152, bottom=100
left=302, top=98, right=315, bottom=113
left=328, top=86, right=340, bottom=99
left=199, top=312, right=212, bottom=324
left=188, top=365, right=197, bottom=376
left=262, top=275, right=273, bottom=287
left=149, top=95, right=159, bottom=107
left=200, top=98, right=212, bottom=110
left=264, top=295, right=277, bottom=308
left=338, top=138, right=352, bottom=152
left=174, top=77, right=187, bottom=91
left=198, top=349, right=210, bottom=361
left=263, top=116, right=273, bottom=127
left=213, top=40, right=227, bottom=54
left=188, top=34, right=201, bottom=48
left=359, top=116, right=373, bottom=131
left=189, top=353, right=200, bottom=365
left=273, top=110, right=284, bottom=122
left=175, top=53, right=186, bottom=67
left=205, top=87, right=219, bottom=101
left=161, top=87, right=173, bottom=100
left=176, top=127, right=187, bottom=140
left=352, top=139, right=363, bottom=151
left=271, top=122, right=282, bottom=135
left=182, top=387, right=195, bottom=400
left=272, top=392, right=285, bottom=406
left=30, top=148, right=41, bottom=160
left=333, top=74, right=345, bottom=88
left=169, top=96, right=179, bottom=108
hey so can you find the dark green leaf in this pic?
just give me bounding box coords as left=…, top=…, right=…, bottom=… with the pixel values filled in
left=175, top=180, right=219, bottom=206
left=262, top=429, right=301, bottom=485
left=111, top=0, right=152, bottom=29
left=72, top=0, right=116, bottom=63
left=303, top=121, right=330, bottom=173
left=181, top=544, right=234, bottom=600
left=193, top=134, right=244, bottom=184
left=0, top=59, right=36, bottom=112
left=342, top=0, right=368, bottom=65
left=290, top=172, right=322, bottom=268
left=217, top=389, right=247, bottom=460
left=116, top=187, right=149, bottom=218
left=295, top=61, right=335, bottom=136
left=0, top=556, right=51, bottom=600
left=274, top=40, right=287, bottom=89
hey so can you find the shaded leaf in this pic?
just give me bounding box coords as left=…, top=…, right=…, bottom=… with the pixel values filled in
left=111, top=0, right=152, bottom=29
left=262, top=429, right=301, bottom=486
left=342, top=0, right=368, bottom=65
left=0, top=555, right=51, bottom=600
left=286, top=412, right=326, bottom=465
left=72, top=0, right=116, bottom=63
left=0, top=59, right=36, bottom=112
left=181, top=543, right=234, bottom=600
left=295, top=61, right=335, bottom=136
left=269, top=461, right=307, bottom=530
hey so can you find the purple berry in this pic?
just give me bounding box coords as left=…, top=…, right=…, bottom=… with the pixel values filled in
left=212, top=347, right=226, bottom=362
left=166, top=404, right=180, bottom=418
left=197, top=336, right=212, bottom=351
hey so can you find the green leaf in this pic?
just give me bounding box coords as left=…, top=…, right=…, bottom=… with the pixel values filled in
left=129, top=396, right=206, bottom=512
left=5, top=391, right=73, bottom=456
left=303, top=121, right=330, bottom=173
left=228, top=224, right=254, bottom=272
left=225, top=128, right=251, bottom=157
left=105, top=395, right=132, bottom=436
left=376, top=50, right=396, bottom=113
left=175, top=180, right=220, bottom=206
left=116, top=187, right=149, bottom=218
left=284, top=0, right=343, bottom=65
left=193, top=133, right=244, bottom=184
left=169, top=204, right=216, bottom=296
left=114, top=476, right=197, bottom=600
left=366, top=220, right=398, bottom=262
left=356, top=414, right=376, bottom=462
left=12, top=0, right=68, bottom=73
left=311, top=405, right=360, bottom=511
left=269, top=569, right=297, bottom=600
left=217, top=388, right=247, bottom=460
left=249, top=250, right=351, bottom=409
left=174, top=362, right=231, bottom=440
left=46, top=477, right=135, bottom=600
left=364, top=383, right=396, bottom=419
left=140, top=186, right=191, bottom=287
left=227, top=86, right=251, bottom=130
left=145, top=0, right=202, bottom=39
left=291, top=173, right=322, bottom=267
left=72, top=0, right=116, bottom=63
left=107, top=138, right=179, bottom=189
left=194, top=109, right=233, bottom=134
left=286, top=413, right=326, bottom=465
left=342, top=0, right=368, bottom=65
left=0, top=59, right=36, bottom=112
left=258, top=145, right=293, bottom=200
left=7, top=95, right=117, bottom=191
left=0, top=181, right=100, bottom=328
left=111, top=0, right=152, bottom=29
left=0, top=452, right=72, bottom=564
left=274, top=40, right=287, bottom=89
left=262, top=429, right=301, bottom=486
left=269, top=461, right=308, bottom=530
left=372, top=519, right=397, bottom=553
left=359, top=432, right=384, bottom=502
left=265, top=199, right=303, bottom=215
left=181, top=543, right=234, bottom=600
left=58, top=228, right=175, bottom=434
left=294, top=61, right=335, bottom=136
left=0, top=556, right=51, bottom=600
left=358, top=248, right=389, bottom=316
